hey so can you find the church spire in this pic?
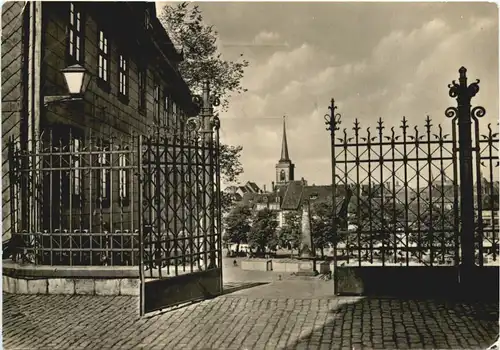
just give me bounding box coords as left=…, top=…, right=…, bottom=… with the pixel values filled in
left=280, top=116, right=290, bottom=162
left=275, top=115, right=295, bottom=187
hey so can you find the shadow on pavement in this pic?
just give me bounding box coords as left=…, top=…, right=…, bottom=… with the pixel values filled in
left=284, top=296, right=499, bottom=350
left=143, top=282, right=270, bottom=319
left=222, top=282, right=270, bottom=296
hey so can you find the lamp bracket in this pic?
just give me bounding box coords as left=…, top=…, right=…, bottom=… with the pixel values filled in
left=44, top=95, right=83, bottom=106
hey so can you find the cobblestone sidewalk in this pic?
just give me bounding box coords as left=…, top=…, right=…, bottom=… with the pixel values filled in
left=3, top=286, right=499, bottom=350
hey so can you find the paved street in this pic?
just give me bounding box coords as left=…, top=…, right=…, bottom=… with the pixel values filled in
left=3, top=277, right=499, bottom=350
left=222, top=255, right=297, bottom=283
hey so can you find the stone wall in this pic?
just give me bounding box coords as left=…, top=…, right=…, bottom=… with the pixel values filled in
left=3, top=275, right=139, bottom=296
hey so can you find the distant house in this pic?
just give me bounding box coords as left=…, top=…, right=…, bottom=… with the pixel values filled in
left=222, top=115, right=349, bottom=227
left=223, top=186, right=244, bottom=202
left=240, top=186, right=286, bottom=213
left=238, top=180, right=348, bottom=227
left=223, top=181, right=263, bottom=204
left=245, top=181, right=261, bottom=193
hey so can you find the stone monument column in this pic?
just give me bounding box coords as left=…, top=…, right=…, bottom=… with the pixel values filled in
left=296, top=200, right=317, bottom=276
left=299, top=204, right=313, bottom=258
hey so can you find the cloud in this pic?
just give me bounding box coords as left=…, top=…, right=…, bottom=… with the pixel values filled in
left=253, top=31, right=281, bottom=44
left=211, top=7, right=498, bottom=187
left=243, top=43, right=324, bottom=93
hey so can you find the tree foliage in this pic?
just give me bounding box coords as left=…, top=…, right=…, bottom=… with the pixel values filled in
left=219, top=144, right=244, bottom=213
left=159, top=2, right=249, bottom=112
left=223, top=204, right=252, bottom=251
left=349, top=194, right=457, bottom=259
left=310, top=202, right=337, bottom=258
left=159, top=2, right=248, bottom=212
left=219, top=144, right=243, bottom=184
left=349, top=197, right=406, bottom=244
left=248, top=208, right=279, bottom=254
left=278, top=211, right=302, bottom=256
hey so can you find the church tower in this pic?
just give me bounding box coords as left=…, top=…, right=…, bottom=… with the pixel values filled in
left=275, top=116, right=295, bottom=188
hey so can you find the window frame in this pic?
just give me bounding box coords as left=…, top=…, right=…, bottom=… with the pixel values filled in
left=67, top=2, right=85, bottom=64
left=72, top=138, right=82, bottom=198
left=97, top=28, right=110, bottom=90
left=153, top=83, right=161, bottom=126
left=118, top=147, right=130, bottom=207
left=163, top=92, right=170, bottom=127
left=280, top=170, right=286, bottom=182
left=172, top=101, right=178, bottom=127
left=52, top=127, right=84, bottom=209
left=96, top=142, right=111, bottom=209
left=138, top=67, right=147, bottom=114
left=118, top=53, right=129, bottom=101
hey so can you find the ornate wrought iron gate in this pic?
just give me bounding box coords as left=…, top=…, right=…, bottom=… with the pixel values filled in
left=6, top=84, right=223, bottom=316
left=325, top=67, right=499, bottom=296
left=138, top=86, right=223, bottom=315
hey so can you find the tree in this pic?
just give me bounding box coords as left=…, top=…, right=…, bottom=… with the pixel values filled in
left=350, top=196, right=406, bottom=244
left=223, top=204, right=252, bottom=253
left=349, top=194, right=457, bottom=263
left=159, top=3, right=249, bottom=112
left=159, top=3, right=248, bottom=211
left=310, top=201, right=336, bottom=259
left=248, top=208, right=279, bottom=255
left=278, top=211, right=302, bottom=257
left=219, top=144, right=244, bottom=214
left=409, top=203, right=457, bottom=263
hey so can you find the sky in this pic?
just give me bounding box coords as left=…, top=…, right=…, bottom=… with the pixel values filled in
left=156, top=2, right=499, bottom=189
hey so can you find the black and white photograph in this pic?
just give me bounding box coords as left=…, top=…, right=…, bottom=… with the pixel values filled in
left=1, top=1, right=499, bottom=349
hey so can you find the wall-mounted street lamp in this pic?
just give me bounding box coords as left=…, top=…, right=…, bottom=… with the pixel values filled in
left=44, top=64, right=91, bottom=106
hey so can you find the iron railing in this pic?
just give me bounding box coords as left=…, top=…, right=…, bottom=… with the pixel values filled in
left=8, top=131, right=140, bottom=266
left=328, top=115, right=461, bottom=266
left=474, top=123, right=499, bottom=264
left=140, top=116, right=221, bottom=278
left=325, top=67, right=499, bottom=268
left=7, top=118, right=223, bottom=270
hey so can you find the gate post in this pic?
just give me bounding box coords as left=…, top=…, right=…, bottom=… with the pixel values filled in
left=324, top=98, right=342, bottom=294
left=446, top=66, right=485, bottom=289
left=199, top=81, right=220, bottom=270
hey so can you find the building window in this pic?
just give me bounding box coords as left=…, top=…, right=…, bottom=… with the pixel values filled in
left=138, top=68, right=147, bottom=113
left=280, top=170, right=286, bottom=182
left=172, top=101, right=178, bottom=126
left=163, top=93, right=170, bottom=127
left=177, top=107, right=184, bottom=130
left=119, top=149, right=129, bottom=206
left=97, top=145, right=110, bottom=208
left=153, top=84, right=160, bottom=125
left=118, top=54, right=128, bottom=97
left=68, top=3, right=84, bottom=63
left=97, top=29, right=110, bottom=84
left=72, top=138, right=81, bottom=196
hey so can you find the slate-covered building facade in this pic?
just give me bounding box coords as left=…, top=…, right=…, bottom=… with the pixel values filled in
left=41, top=2, right=196, bottom=137
left=2, top=2, right=197, bottom=240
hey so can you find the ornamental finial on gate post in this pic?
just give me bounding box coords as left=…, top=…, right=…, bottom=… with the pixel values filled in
left=201, top=81, right=220, bottom=135
left=324, top=98, right=342, bottom=133
left=188, top=81, right=221, bottom=137
left=446, top=66, right=485, bottom=120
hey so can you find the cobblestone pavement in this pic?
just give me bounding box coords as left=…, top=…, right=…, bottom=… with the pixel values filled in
left=3, top=285, right=499, bottom=350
